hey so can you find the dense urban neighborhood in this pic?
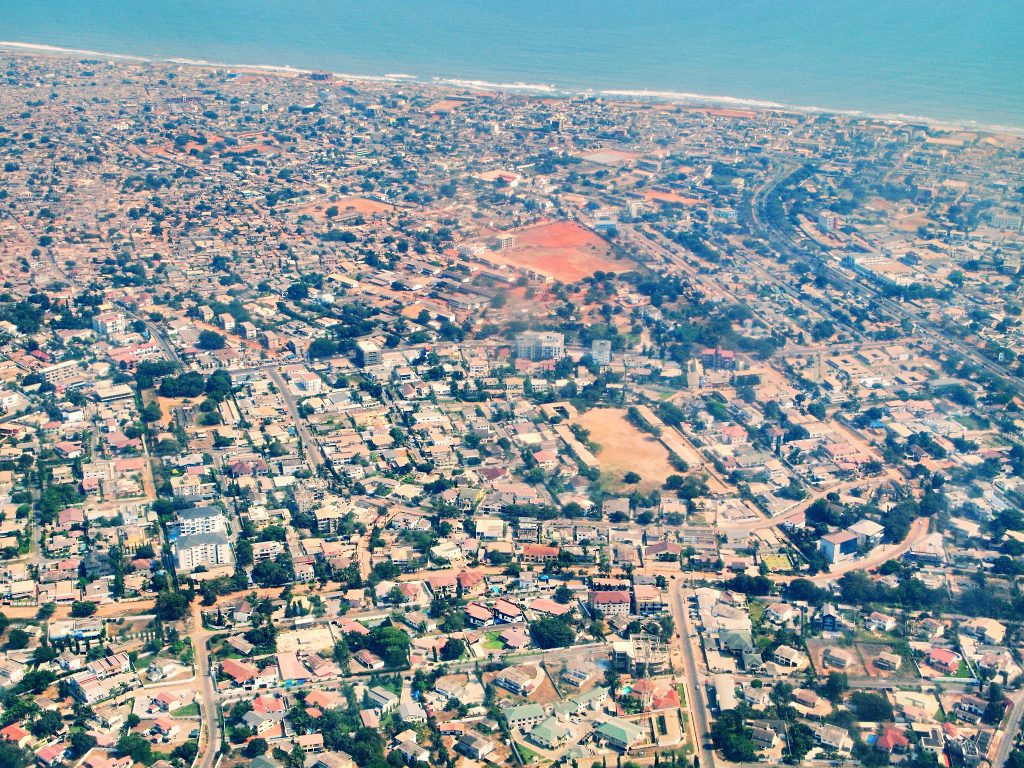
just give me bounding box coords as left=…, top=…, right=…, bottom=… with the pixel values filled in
left=1, top=49, right=1024, bottom=768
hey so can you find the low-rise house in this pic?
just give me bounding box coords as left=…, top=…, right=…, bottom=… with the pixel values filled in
left=875, top=651, right=902, bottom=672
left=772, top=645, right=807, bottom=669
left=866, top=612, right=897, bottom=633
left=928, top=648, right=962, bottom=676
left=353, top=650, right=385, bottom=670
left=596, top=717, right=645, bottom=752
left=813, top=724, right=853, bottom=753
left=876, top=727, right=910, bottom=755
left=504, top=703, right=546, bottom=730
left=464, top=602, right=494, bottom=627
left=456, top=732, right=495, bottom=760
left=529, top=717, right=571, bottom=749
left=366, top=687, right=399, bottom=714
left=822, top=647, right=852, bottom=669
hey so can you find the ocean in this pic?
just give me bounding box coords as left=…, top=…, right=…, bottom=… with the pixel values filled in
left=1, top=0, right=1022, bottom=129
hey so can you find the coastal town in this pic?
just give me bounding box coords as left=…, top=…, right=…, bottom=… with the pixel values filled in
left=0, top=48, right=1024, bottom=768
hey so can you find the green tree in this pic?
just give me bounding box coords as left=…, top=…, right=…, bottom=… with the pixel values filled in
left=68, top=730, right=97, bottom=758
left=529, top=617, right=575, bottom=648
left=710, top=709, right=757, bottom=762
left=820, top=671, right=848, bottom=703
left=30, top=710, right=63, bottom=738
left=117, top=733, right=152, bottom=764
left=70, top=601, right=98, bottom=618
left=6, top=628, right=29, bottom=650
left=0, top=743, right=31, bottom=768
left=197, top=330, right=227, bottom=350
left=439, top=638, right=465, bottom=661
left=154, top=590, right=190, bottom=621
left=243, top=738, right=269, bottom=758
left=849, top=691, right=893, bottom=721
left=367, top=625, right=411, bottom=667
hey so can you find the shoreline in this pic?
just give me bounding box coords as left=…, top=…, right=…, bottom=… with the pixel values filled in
left=2, top=39, right=1022, bottom=137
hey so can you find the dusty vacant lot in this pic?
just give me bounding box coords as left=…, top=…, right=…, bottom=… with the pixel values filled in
left=497, top=220, right=632, bottom=283
left=574, top=408, right=674, bottom=492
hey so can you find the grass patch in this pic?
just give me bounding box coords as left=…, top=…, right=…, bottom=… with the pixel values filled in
left=133, top=654, right=153, bottom=670
left=762, top=553, right=793, bottom=572
left=954, top=660, right=972, bottom=679
left=171, top=703, right=200, bottom=717
left=483, top=631, right=504, bottom=650
left=516, top=744, right=540, bottom=764
left=748, top=601, right=767, bottom=625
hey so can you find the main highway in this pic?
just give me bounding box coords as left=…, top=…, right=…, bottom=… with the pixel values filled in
left=669, top=578, right=716, bottom=768
left=748, top=165, right=1024, bottom=398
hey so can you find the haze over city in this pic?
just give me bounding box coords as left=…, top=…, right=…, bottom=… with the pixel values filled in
left=0, top=8, right=1023, bottom=768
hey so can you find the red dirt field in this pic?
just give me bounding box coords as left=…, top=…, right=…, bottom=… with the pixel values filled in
left=292, top=196, right=395, bottom=220
left=496, top=221, right=633, bottom=282
left=644, top=190, right=704, bottom=206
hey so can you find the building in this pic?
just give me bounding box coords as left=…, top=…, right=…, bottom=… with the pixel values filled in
left=819, top=530, right=859, bottom=564
left=173, top=531, right=234, bottom=572
left=712, top=674, right=738, bottom=711
left=875, top=651, right=902, bottom=672
left=172, top=506, right=227, bottom=538
left=495, top=665, right=544, bottom=696
left=612, top=635, right=669, bottom=677
left=456, top=732, right=495, bottom=760
left=515, top=331, right=565, bottom=361
left=813, top=724, right=853, bottom=753
left=366, top=687, right=399, bottom=714
left=504, top=703, right=546, bottom=730
left=848, top=519, right=885, bottom=549
left=356, top=340, right=382, bottom=367
left=596, top=717, right=645, bottom=752
left=92, top=311, right=127, bottom=336
left=494, top=233, right=516, bottom=250
left=822, top=647, right=852, bottom=669
left=818, top=211, right=841, bottom=232
left=590, top=590, right=631, bottom=617
left=529, top=717, right=571, bottom=749
left=591, top=339, right=612, bottom=366
left=773, top=645, right=807, bottom=668
left=314, top=503, right=349, bottom=534
left=632, top=585, right=666, bottom=615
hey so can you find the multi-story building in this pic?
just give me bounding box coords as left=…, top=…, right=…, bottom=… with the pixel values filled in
left=92, top=311, right=127, bottom=336
left=515, top=331, right=564, bottom=361
left=173, top=532, right=233, bottom=572
left=589, top=590, right=632, bottom=617
left=172, top=506, right=227, bottom=538
left=356, top=340, right=382, bottom=367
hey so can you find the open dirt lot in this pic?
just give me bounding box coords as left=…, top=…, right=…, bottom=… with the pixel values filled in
left=805, top=638, right=867, bottom=677
left=859, top=642, right=919, bottom=679
left=574, top=408, right=674, bottom=492
left=496, top=221, right=633, bottom=283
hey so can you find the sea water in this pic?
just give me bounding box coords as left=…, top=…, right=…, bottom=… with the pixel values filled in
left=1, top=0, right=1022, bottom=129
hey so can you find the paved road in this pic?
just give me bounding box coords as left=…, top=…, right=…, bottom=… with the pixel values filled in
left=808, top=517, right=930, bottom=584
left=266, top=365, right=325, bottom=471
left=189, top=602, right=220, bottom=768
left=993, top=691, right=1024, bottom=768
left=669, top=579, right=715, bottom=768
left=749, top=165, right=1024, bottom=399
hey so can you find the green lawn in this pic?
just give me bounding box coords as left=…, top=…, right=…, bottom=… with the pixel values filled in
left=171, top=703, right=200, bottom=717
left=762, top=553, right=793, bottom=572
left=748, top=601, right=767, bottom=625
left=516, top=744, right=539, bottom=764
left=483, top=631, right=504, bottom=650
left=133, top=654, right=153, bottom=670
left=954, top=660, right=972, bottom=679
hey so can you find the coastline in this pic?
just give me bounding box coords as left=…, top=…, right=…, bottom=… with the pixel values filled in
left=2, top=39, right=1022, bottom=137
